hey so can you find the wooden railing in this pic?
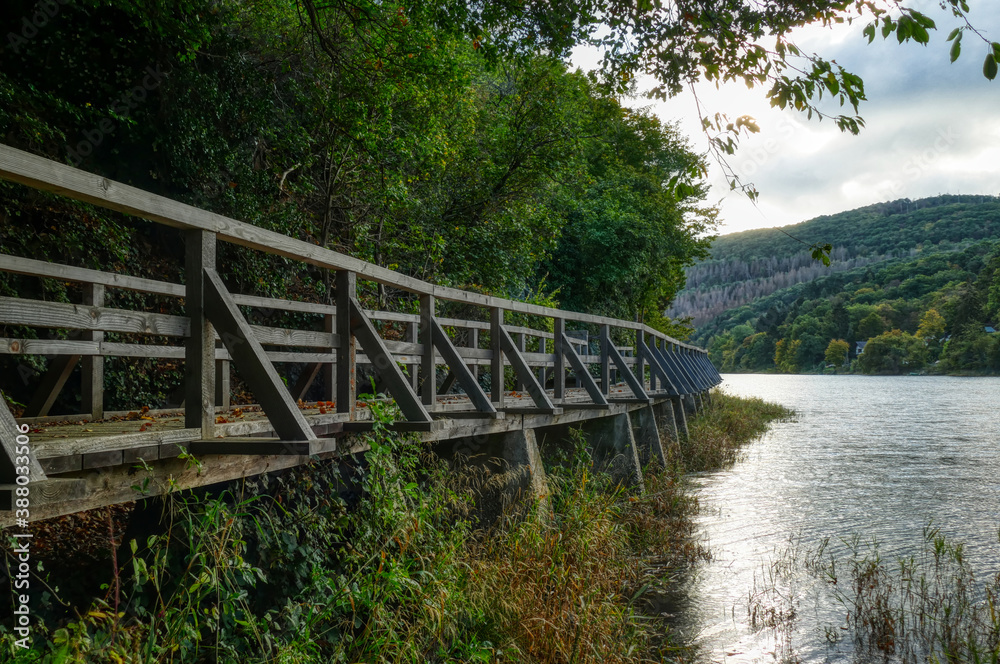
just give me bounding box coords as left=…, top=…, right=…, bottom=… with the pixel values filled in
left=0, top=144, right=720, bottom=511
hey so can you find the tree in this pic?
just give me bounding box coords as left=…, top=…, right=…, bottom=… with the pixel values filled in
left=858, top=312, right=886, bottom=340
left=824, top=339, right=850, bottom=368
left=916, top=308, right=947, bottom=340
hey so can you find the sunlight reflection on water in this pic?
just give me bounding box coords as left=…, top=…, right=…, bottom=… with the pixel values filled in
left=673, top=374, right=1000, bottom=663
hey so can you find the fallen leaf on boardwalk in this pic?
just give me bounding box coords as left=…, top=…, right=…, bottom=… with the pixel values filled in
left=140, top=406, right=150, bottom=414
left=319, top=407, right=327, bottom=414
left=233, top=408, right=244, bottom=417
left=125, top=411, right=140, bottom=420
left=215, top=416, right=229, bottom=424
left=140, top=416, right=154, bottom=421
left=139, top=423, right=151, bottom=432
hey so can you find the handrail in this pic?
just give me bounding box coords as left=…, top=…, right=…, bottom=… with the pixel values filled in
left=0, top=144, right=701, bottom=350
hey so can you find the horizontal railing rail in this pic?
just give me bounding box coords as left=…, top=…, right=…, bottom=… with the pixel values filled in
left=0, top=143, right=721, bottom=511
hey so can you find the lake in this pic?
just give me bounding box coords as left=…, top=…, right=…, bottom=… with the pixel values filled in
left=672, top=373, right=1000, bottom=663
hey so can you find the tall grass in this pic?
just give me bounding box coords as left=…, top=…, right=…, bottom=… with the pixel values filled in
left=1, top=389, right=791, bottom=663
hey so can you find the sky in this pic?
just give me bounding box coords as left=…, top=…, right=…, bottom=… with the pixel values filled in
left=573, top=2, right=999, bottom=235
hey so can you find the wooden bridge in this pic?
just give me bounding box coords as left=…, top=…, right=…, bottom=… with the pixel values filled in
left=0, top=144, right=720, bottom=525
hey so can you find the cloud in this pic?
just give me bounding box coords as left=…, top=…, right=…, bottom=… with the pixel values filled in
left=611, top=2, right=1000, bottom=234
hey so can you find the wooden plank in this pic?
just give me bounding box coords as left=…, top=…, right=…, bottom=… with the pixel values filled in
left=0, top=252, right=184, bottom=297
left=323, top=313, right=336, bottom=401
left=215, top=357, right=231, bottom=408
left=231, top=292, right=335, bottom=316
left=82, top=450, right=123, bottom=469
left=188, top=438, right=317, bottom=455
left=497, top=326, right=557, bottom=412
left=0, top=479, right=86, bottom=511
left=437, top=371, right=457, bottom=395
left=33, top=427, right=203, bottom=460
left=23, top=355, right=80, bottom=417
left=185, top=230, right=216, bottom=437
left=430, top=318, right=496, bottom=415
left=349, top=297, right=432, bottom=423
left=0, top=297, right=188, bottom=336
left=336, top=271, right=356, bottom=418
left=406, top=320, right=419, bottom=392
left=559, top=333, right=609, bottom=407
left=203, top=267, right=316, bottom=441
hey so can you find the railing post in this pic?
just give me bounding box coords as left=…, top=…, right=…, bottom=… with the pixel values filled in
left=420, top=295, right=436, bottom=406
left=336, top=270, right=356, bottom=419
left=323, top=312, right=336, bottom=401
left=600, top=324, right=610, bottom=396
left=81, top=283, right=104, bottom=419
left=185, top=230, right=216, bottom=437
left=469, top=328, right=479, bottom=384
left=553, top=317, right=565, bottom=400
left=537, top=336, right=547, bottom=387
left=214, top=344, right=230, bottom=409
left=490, top=307, right=504, bottom=407
left=635, top=328, right=646, bottom=394
left=407, top=320, right=420, bottom=392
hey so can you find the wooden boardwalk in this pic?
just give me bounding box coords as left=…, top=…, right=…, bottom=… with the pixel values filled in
left=0, top=144, right=720, bottom=525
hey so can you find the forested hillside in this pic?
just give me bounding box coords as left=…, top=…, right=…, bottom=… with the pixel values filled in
left=681, top=197, right=1000, bottom=375
left=668, top=195, right=1000, bottom=326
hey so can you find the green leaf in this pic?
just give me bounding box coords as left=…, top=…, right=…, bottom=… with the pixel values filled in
left=950, top=36, right=961, bottom=63
left=946, top=28, right=961, bottom=41
left=985, top=53, right=998, bottom=81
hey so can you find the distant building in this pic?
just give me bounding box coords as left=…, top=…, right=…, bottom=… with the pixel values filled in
left=856, top=340, right=868, bottom=355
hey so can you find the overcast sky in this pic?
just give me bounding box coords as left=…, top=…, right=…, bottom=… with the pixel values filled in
left=575, top=2, right=999, bottom=235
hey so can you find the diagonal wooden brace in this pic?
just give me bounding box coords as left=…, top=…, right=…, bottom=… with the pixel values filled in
left=349, top=297, right=433, bottom=423
left=497, top=326, right=556, bottom=411
left=559, top=333, right=608, bottom=406
left=606, top=343, right=649, bottom=401
left=23, top=355, right=80, bottom=417
left=639, top=341, right=678, bottom=395
left=1, top=396, right=45, bottom=483
left=203, top=268, right=316, bottom=441
left=657, top=345, right=695, bottom=395
left=431, top=318, right=496, bottom=414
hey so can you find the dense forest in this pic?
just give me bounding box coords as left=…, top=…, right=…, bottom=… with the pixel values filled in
left=0, top=0, right=723, bottom=411
left=680, top=196, right=1000, bottom=374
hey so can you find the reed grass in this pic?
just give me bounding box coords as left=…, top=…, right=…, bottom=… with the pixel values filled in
left=1, top=389, right=791, bottom=663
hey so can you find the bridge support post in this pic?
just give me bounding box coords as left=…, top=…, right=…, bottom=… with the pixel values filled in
left=588, top=413, right=644, bottom=491
left=437, top=428, right=549, bottom=525
left=629, top=405, right=666, bottom=469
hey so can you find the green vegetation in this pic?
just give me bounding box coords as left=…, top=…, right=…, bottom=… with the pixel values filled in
left=1, top=392, right=791, bottom=662
left=674, top=197, right=1000, bottom=375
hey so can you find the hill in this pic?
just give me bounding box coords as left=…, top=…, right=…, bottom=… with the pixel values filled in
left=668, top=195, right=1000, bottom=327
left=675, top=196, right=1000, bottom=374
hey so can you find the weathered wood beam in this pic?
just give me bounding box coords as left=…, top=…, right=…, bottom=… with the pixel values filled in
left=0, top=396, right=45, bottom=483
left=81, top=284, right=104, bottom=419
left=600, top=325, right=611, bottom=396
left=430, top=318, right=496, bottom=415
left=184, top=230, right=216, bottom=438
left=553, top=317, right=565, bottom=400
left=336, top=271, right=356, bottom=418
left=490, top=308, right=504, bottom=407
left=188, top=438, right=319, bottom=456
left=203, top=267, right=316, bottom=441
left=291, top=362, right=322, bottom=402
left=323, top=313, right=336, bottom=401
left=655, top=344, right=694, bottom=395
left=420, top=294, right=436, bottom=406
left=348, top=297, right=432, bottom=423
left=559, top=333, right=609, bottom=407
left=23, top=355, right=80, bottom=418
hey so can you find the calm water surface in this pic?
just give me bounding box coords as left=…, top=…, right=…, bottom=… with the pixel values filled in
left=674, top=374, right=1000, bottom=663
